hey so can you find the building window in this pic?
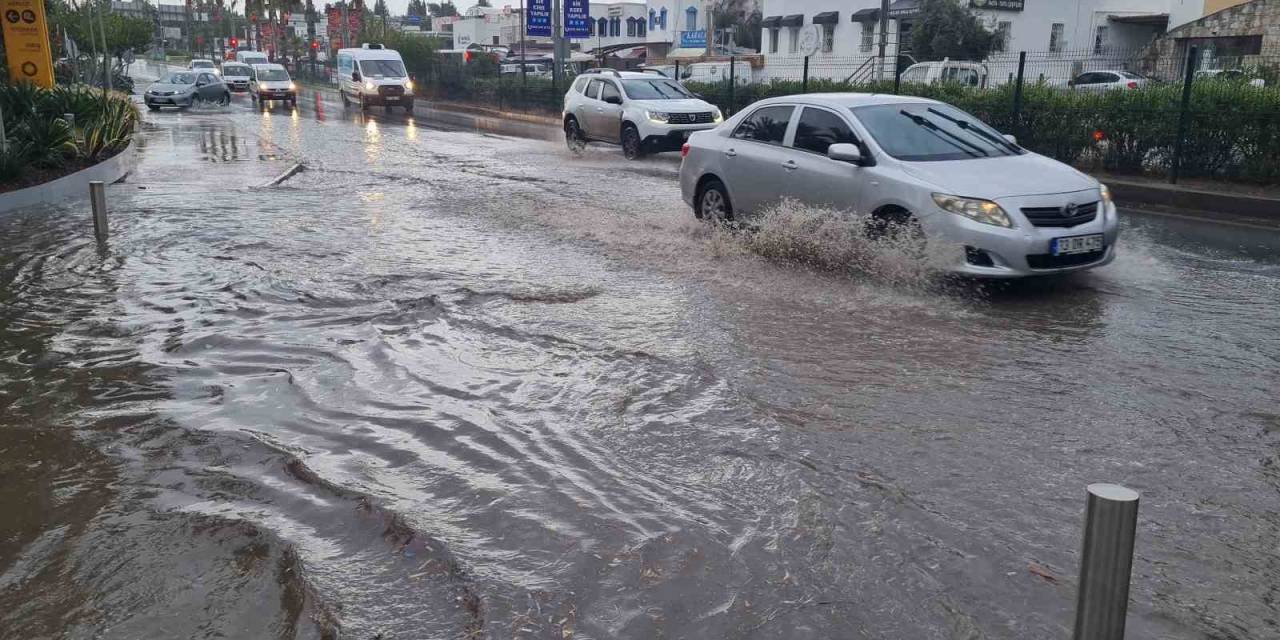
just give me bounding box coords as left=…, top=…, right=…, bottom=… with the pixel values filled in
left=626, top=17, right=635, bottom=37
left=1094, top=25, right=1108, bottom=54
left=821, top=23, right=834, bottom=53
left=588, top=18, right=594, bottom=36
left=611, top=17, right=620, bottom=37
left=649, top=9, right=655, bottom=30
left=492, top=35, right=499, bottom=45
left=1049, top=23, right=1064, bottom=53
left=597, top=17, right=607, bottom=37
left=860, top=23, right=874, bottom=52
left=769, top=28, right=780, bottom=53
left=996, top=21, right=1011, bottom=52
left=686, top=6, right=697, bottom=32
left=637, top=21, right=645, bottom=37
left=788, top=26, right=799, bottom=53
left=659, top=7, right=667, bottom=29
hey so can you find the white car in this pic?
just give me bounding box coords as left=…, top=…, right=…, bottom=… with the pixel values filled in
left=189, top=58, right=218, bottom=74
left=679, top=93, right=1120, bottom=278
left=249, top=63, right=297, bottom=107
left=562, top=69, right=723, bottom=159
left=220, top=62, right=253, bottom=92
left=898, top=60, right=989, bottom=88
left=1068, top=70, right=1152, bottom=91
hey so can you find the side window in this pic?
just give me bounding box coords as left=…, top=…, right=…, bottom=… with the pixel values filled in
left=198, top=73, right=213, bottom=84
left=791, top=107, right=858, bottom=155
left=572, top=76, right=589, bottom=94
left=600, top=81, right=621, bottom=103
left=1101, top=72, right=1120, bottom=83
left=586, top=79, right=604, bottom=99
left=732, top=105, right=794, bottom=145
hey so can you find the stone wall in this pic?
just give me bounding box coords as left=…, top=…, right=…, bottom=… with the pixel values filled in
left=1142, top=0, right=1278, bottom=77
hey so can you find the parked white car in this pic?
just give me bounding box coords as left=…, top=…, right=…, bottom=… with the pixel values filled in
left=562, top=69, right=723, bottom=159
left=336, top=44, right=415, bottom=112
left=679, top=93, right=1120, bottom=278
left=898, top=60, right=989, bottom=88
left=1068, top=70, right=1152, bottom=91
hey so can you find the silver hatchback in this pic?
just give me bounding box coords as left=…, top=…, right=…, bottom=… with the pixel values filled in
left=679, top=93, right=1120, bottom=278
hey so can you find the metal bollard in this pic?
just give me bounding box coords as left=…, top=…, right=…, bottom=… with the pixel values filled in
left=89, top=181, right=108, bottom=241
left=1073, top=483, right=1140, bottom=640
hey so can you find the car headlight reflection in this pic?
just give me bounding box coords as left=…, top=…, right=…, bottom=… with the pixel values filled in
left=405, top=79, right=414, bottom=92
left=646, top=110, right=670, bottom=123
left=1099, top=183, right=1112, bottom=206
left=289, top=82, right=297, bottom=91
left=712, top=108, right=723, bottom=123
left=932, top=193, right=1012, bottom=228
left=365, top=81, right=375, bottom=91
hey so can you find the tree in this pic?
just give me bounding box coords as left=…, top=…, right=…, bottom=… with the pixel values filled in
left=910, top=0, right=997, bottom=61
left=427, top=1, right=457, bottom=17
left=406, top=0, right=427, bottom=17
left=711, top=0, right=760, bottom=52
left=373, top=0, right=388, bottom=17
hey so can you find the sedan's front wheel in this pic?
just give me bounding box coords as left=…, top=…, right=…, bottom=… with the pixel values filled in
left=696, top=179, right=733, bottom=223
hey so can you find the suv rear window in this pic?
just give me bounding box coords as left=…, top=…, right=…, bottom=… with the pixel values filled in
left=732, top=105, right=793, bottom=145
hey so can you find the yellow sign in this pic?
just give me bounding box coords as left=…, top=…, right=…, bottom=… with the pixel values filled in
left=1, top=0, right=55, bottom=88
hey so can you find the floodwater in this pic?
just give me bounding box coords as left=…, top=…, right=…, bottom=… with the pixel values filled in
left=2, top=72, right=1279, bottom=639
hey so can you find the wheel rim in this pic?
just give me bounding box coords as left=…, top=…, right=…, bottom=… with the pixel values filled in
left=701, top=189, right=725, bottom=221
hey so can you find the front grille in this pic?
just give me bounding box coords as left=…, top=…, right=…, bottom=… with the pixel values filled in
left=1020, top=201, right=1099, bottom=228
left=668, top=112, right=714, bottom=125
left=1026, top=248, right=1107, bottom=269
left=378, top=85, right=405, bottom=96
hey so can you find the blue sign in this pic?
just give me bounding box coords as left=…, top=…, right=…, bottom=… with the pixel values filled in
left=406, top=14, right=421, bottom=25
left=527, top=0, right=551, bottom=37
left=679, top=30, right=706, bottom=49
left=563, top=0, right=589, bottom=38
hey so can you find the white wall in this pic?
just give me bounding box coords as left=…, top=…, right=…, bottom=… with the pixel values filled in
left=573, top=2, right=649, bottom=51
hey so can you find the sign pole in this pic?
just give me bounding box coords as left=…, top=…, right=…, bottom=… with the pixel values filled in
left=551, top=0, right=562, bottom=88
left=877, top=0, right=888, bottom=81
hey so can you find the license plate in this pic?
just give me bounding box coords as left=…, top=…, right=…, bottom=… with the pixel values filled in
left=1051, top=234, right=1104, bottom=255
left=385, top=96, right=399, bottom=101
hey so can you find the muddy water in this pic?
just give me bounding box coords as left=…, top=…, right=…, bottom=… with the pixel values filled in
left=1, top=86, right=1279, bottom=639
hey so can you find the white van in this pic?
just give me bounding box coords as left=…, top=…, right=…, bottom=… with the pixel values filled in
left=676, top=60, right=752, bottom=86
left=235, top=50, right=269, bottom=66
left=336, top=44, right=414, bottom=112
left=898, top=60, right=989, bottom=88
left=249, top=63, right=297, bottom=107
left=221, top=61, right=253, bottom=92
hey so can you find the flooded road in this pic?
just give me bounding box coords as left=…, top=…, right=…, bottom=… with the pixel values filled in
left=2, top=75, right=1279, bottom=639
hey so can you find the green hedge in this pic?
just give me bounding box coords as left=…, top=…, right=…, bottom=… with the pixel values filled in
left=0, top=83, right=138, bottom=187
left=686, top=79, right=1280, bottom=183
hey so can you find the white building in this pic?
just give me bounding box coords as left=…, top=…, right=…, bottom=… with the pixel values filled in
left=452, top=5, right=509, bottom=48
left=757, top=0, right=1222, bottom=81
left=645, top=0, right=714, bottom=59
left=572, top=2, right=649, bottom=55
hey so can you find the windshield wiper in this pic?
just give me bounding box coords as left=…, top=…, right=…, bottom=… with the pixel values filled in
left=898, top=111, right=986, bottom=158
left=926, top=108, right=1020, bottom=154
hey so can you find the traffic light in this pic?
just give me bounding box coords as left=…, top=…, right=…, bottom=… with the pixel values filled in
left=230, top=37, right=238, bottom=49
left=311, top=40, right=319, bottom=50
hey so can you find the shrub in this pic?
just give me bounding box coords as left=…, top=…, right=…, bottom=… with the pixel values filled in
left=17, top=116, right=77, bottom=168
left=0, top=83, right=137, bottom=186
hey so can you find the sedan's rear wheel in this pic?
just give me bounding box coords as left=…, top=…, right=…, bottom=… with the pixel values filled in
left=697, top=179, right=732, bottom=223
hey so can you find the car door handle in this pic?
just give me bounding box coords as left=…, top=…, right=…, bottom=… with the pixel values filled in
left=781, top=160, right=798, bottom=170
left=724, top=148, right=737, bottom=157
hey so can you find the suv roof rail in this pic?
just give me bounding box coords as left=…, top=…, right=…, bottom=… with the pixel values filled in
left=638, top=68, right=669, bottom=78
left=582, top=67, right=621, bottom=76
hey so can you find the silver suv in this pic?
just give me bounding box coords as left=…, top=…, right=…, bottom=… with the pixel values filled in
left=562, top=69, right=722, bottom=159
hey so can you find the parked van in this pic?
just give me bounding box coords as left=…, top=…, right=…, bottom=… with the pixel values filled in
left=336, top=44, right=414, bottom=112
left=676, top=60, right=752, bottom=86
left=898, top=60, right=989, bottom=88
left=235, top=50, right=269, bottom=66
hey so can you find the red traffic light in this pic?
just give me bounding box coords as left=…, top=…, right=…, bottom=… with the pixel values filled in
left=311, top=40, right=319, bottom=49
left=464, top=51, right=472, bottom=62
left=230, top=37, right=238, bottom=48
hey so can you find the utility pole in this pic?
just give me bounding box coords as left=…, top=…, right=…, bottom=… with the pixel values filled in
left=342, top=2, right=350, bottom=50
left=551, top=0, right=563, bottom=86
left=877, top=0, right=888, bottom=81
left=704, top=0, right=712, bottom=57
left=520, top=0, right=526, bottom=87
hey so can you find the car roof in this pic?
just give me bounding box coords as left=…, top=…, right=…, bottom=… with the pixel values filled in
left=252, top=63, right=285, bottom=70
left=192, top=59, right=214, bottom=64
left=749, top=93, right=942, bottom=110
left=581, top=70, right=673, bottom=80
left=337, top=48, right=402, bottom=59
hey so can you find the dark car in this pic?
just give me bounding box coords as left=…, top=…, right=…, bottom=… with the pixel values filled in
left=144, top=71, right=231, bottom=110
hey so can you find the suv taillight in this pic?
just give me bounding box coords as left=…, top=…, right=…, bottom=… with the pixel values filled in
left=1126, top=81, right=1138, bottom=89
left=681, top=142, right=690, bottom=158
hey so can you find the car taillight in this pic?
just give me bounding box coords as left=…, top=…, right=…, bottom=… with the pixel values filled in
left=681, top=142, right=690, bottom=158
left=1126, top=81, right=1138, bottom=89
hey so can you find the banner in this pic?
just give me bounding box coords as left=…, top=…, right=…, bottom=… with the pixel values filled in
left=526, top=0, right=550, bottom=37
left=1, top=0, right=54, bottom=88
left=563, top=0, right=588, bottom=38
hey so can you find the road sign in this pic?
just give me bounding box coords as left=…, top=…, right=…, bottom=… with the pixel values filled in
left=679, top=30, right=705, bottom=49
left=1, top=0, right=54, bottom=88
left=527, top=0, right=550, bottom=37
left=797, top=24, right=821, bottom=57
left=563, top=0, right=588, bottom=38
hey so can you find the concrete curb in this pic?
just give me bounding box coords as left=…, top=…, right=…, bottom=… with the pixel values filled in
left=0, top=139, right=139, bottom=214
left=1107, top=178, right=1280, bottom=220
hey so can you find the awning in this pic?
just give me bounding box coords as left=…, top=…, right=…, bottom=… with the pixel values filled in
left=812, top=11, right=839, bottom=25
left=887, top=0, right=920, bottom=18
left=779, top=14, right=804, bottom=27
left=1108, top=13, right=1168, bottom=27
left=666, top=47, right=707, bottom=59
left=851, top=8, right=880, bottom=22
left=761, top=15, right=781, bottom=28
left=616, top=46, right=646, bottom=59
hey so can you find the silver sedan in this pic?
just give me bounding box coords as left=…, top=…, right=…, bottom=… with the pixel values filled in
left=678, top=93, right=1120, bottom=278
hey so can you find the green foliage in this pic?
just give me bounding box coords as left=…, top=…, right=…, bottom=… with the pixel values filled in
left=911, top=0, right=998, bottom=62
left=407, top=0, right=427, bottom=16
left=0, top=148, right=28, bottom=183
left=81, top=94, right=139, bottom=161
left=427, top=1, right=457, bottom=17
left=684, top=78, right=1280, bottom=183
left=47, top=0, right=155, bottom=55
left=0, top=83, right=136, bottom=184
left=17, top=117, right=77, bottom=169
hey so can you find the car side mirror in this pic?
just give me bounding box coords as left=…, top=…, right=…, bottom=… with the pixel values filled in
left=828, top=143, right=863, bottom=164
left=1003, top=133, right=1018, bottom=145
left=604, top=95, right=622, bottom=105
left=352, top=70, right=361, bottom=81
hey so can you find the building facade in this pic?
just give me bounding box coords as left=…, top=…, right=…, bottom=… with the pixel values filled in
left=1146, top=0, right=1280, bottom=72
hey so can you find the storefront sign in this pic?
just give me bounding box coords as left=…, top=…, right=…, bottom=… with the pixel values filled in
left=527, top=0, right=551, bottom=37
left=563, top=0, right=589, bottom=38
left=1, top=0, right=54, bottom=88
left=970, top=0, right=1024, bottom=11
left=679, top=29, right=705, bottom=48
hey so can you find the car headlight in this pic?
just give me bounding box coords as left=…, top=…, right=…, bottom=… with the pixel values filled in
left=405, top=79, right=414, bottom=92
left=711, top=107, right=723, bottom=123
left=932, top=193, right=1012, bottom=228
left=1099, top=183, right=1112, bottom=206
left=365, top=81, right=375, bottom=91
left=646, top=110, right=670, bottom=123
left=289, top=82, right=297, bottom=91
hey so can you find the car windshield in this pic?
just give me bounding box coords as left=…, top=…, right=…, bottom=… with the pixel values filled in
left=621, top=79, right=691, bottom=99
left=164, top=72, right=197, bottom=85
left=257, top=69, right=290, bottom=81
left=1119, top=71, right=1146, bottom=80
left=223, top=65, right=250, bottom=76
left=359, top=59, right=407, bottom=78
left=853, top=103, right=1024, bottom=162
left=192, top=61, right=214, bottom=68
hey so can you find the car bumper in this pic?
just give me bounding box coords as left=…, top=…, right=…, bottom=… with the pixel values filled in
left=642, top=125, right=718, bottom=152
left=256, top=91, right=296, bottom=100
left=145, top=94, right=196, bottom=106
left=927, top=200, right=1121, bottom=278
left=227, top=81, right=250, bottom=91
left=362, top=94, right=414, bottom=106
